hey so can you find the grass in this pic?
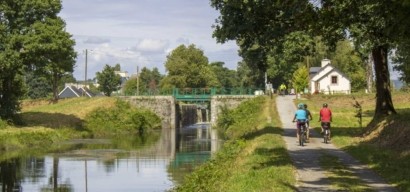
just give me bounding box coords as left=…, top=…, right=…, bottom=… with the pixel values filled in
left=300, top=91, right=410, bottom=191
left=0, top=98, right=116, bottom=152
left=174, top=96, right=296, bottom=192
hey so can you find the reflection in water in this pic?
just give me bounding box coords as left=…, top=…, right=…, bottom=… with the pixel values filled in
left=0, top=123, right=223, bottom=191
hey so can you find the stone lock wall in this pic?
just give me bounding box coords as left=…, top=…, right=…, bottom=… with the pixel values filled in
left=120, top=96, right=176, bottom=129
left=210, top=95, right=256, bottom=126
left=120, top=95, right=256, bottom=129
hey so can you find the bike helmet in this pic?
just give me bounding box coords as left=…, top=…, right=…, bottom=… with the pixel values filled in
left=298, top=103, right=304, bottom=109
left=323, top=103, right=328, bottom=107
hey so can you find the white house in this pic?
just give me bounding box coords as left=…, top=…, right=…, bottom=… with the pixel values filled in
left=310, top=59, right=351, bottom=94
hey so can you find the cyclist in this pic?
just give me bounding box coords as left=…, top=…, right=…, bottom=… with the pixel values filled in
left=292, top=103, right=307, bottom=142
left=304, top=104, right=313, bottom=141
left=318, top=103, right=332, bottom=140
left=279, top=83, right=287, bottom=95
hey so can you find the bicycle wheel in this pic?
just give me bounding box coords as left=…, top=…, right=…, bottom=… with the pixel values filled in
left=324, top=129, right=328, bottom=144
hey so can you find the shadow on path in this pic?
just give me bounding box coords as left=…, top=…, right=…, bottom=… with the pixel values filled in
left=277, top=95, right=397, bottom=192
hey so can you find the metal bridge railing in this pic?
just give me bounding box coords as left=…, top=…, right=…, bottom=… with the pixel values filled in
left=116, top=87, right=263, bottom=99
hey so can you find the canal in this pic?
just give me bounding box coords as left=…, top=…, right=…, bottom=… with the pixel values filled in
left=0, top=122, right=223, bottom=192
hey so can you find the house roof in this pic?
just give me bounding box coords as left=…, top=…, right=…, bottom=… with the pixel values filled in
left=310, top=67, right=321, bottom=73
left=58, top=86, right=97, bottom=98
left=311, top=65, right=351, bottom=82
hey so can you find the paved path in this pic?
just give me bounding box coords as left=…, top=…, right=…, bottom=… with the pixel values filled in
left=276, top=95, right=397, bottom=192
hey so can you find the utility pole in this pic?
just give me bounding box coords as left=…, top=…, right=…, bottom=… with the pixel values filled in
left=136, top=65, right=139, bottom=96
left=85, top=49, right=88, bottom=86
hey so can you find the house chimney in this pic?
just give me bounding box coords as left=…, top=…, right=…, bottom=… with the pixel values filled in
left=321, top=59, right=331, bottom=67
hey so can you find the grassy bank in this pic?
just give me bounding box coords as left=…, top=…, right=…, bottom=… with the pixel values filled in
left=174, top=96, right=296, bottom=192
left=301, top=92, right=410, bottom=191
left=0, top=97, right=161, bottom=153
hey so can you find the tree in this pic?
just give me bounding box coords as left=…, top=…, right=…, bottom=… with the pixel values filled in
left=160, top=44, right=219, bottom=89
left=25, top=71, right=52, bottom=99
left=292, top=65, right=309, bottom=93
left=210, top=62, right=238, bottom=88
left=329, top=40, right=366, bottom=92
left=96, top=64, right=122, bottom=97
left=113, top=63, right=121, bottom=71
left=392, top=38, right=410, bottom=84
left=123, top=67, right=163, bottom=95
left=318, top=0, right=410, bottom=116
left=0, top=0, right=73, bottom=120
left=24, top=18, right=77, bottom=102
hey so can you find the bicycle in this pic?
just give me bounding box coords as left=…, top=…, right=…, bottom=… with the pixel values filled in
left=296, top=121, right=307, bottom=146
left=322, top=122, right=331, bottom=144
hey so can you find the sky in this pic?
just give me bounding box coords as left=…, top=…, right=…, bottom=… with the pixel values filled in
left=58, top=0, right=241, bottom=81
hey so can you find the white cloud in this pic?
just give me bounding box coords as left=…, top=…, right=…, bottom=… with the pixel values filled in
left=135, top=39, right=169, bottom=52
left=60, top=0, right=241, bottom=80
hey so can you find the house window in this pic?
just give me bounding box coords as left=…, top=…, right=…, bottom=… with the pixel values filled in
left=331, top=76, right=338, bottom=84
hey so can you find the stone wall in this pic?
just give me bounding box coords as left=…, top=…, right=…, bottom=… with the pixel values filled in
left=210, top=95, right=256, bottom=126
left=120, top=95, right=256, bottom=129
left=120, top=96, right=176, bottom=129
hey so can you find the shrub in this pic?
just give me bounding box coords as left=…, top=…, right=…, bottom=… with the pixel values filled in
left=84, top=99, right=161, bottom=137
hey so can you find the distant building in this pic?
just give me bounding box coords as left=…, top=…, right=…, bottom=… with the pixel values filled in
left=310, top=59, right=351, bottom=94
left=58, top=84, right=98, bottom=99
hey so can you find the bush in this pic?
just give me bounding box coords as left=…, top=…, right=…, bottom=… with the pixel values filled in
left=84, top=99, right=161, bottom=137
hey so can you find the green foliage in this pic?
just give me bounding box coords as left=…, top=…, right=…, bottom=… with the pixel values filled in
left=292, top=65, right=309, bottom=92
left=0, top=0, right=74, bottom=120
left=25, top=71, right=52, bottom=99
left=24, top=17, right=77, bottom=101
left=210, top=62, right=239, bottom=88
left=330, top=40, right=366, bottom=91
left=96, top=64, right=122, bottom=96
left=160, top=44, right=219, bottom=89
left=237, top=61, right=265, bottom=88
left=123, top=67, right=163, bottom=95
left=216, top=96, right=265, bottom=139
left=392, top=38, right=410, bottom=84
left=84, top=99, right=161, bottom=137
left=216, top=104, right=234, bottom=132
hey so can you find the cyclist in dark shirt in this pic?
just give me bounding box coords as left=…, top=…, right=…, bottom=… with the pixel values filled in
left=304, top=104, right=313, bottom=141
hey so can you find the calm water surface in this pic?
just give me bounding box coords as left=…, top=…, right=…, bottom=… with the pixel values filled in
left=0, top=123, right=222, bottom=192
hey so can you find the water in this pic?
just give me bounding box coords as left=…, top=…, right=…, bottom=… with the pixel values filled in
left=0, top=123, right=222, bottom=192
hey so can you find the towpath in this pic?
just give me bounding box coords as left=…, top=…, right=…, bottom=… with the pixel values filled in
left=276, top=95, right=397, bottom=191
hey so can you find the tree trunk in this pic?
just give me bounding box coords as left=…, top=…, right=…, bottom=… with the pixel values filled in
left=52, top=71, right=59, bottom=103
left=372, top=45, right=396, bottom=117
left=366, top=53, right=374, bottom=93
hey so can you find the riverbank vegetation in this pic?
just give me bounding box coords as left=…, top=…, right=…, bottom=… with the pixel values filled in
left=302, top=92, right=410, bottom=191
left=174, top=96, right=296, bottom=191
left=0, top=97, right=161, bottom=154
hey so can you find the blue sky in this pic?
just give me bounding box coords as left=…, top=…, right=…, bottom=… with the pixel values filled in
left=59, top=0, right=241, bottom=81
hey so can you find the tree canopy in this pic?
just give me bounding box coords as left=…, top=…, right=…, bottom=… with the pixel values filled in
left=160, top=44, right=219, bottom=89
left=0, top=0, right=75, bottom=120
left=210, top=0, right=410, bottom=117
left=96, top=64, right=122, bottom=97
